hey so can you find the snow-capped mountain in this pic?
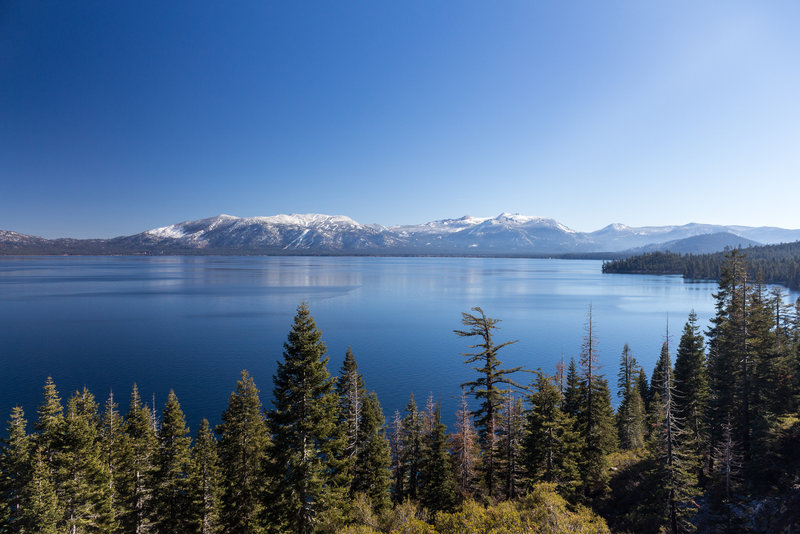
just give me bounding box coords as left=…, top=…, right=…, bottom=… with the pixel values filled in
left=391, top=213, right=589, bottom=252
left=116, top=214, right=402, bottom=252
left=3, top=213, right=800, bottom=255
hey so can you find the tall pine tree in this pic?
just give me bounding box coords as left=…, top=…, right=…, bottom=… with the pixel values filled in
left=523, top=370, right=581, bottom=500
left=267, top=302, right=346, bottom=534
left=0, top=406, right=31, bottom=531
left=99, top=390, right=124, bottom=532
left=216, top=370, right=269, bottom=534
left=399, top=394, right=423, bottom=501
left=419, top=402, right=457, bottom=513
left=576, top=306, right=618, bottom=499
left=450, top=390, right=479, bottom=500
left=616, top=344, right=645, bottom=450
left=497, top=392, right=525, bottom=500
left=153, top=390, right=191, bottom=534
left=454, top=306, right=523, bottom=498
left=120, top=384, right=158, bottom=534
left=59, top=387, right=114, bottom=533
left=672, top=311, right=708, bottom=482
left=351, top=392, right=392, bottom=512
left=189, top=419, right=222, bottom=534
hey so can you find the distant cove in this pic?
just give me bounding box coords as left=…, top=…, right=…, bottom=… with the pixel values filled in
left=0, top=255, right=758, bottom=431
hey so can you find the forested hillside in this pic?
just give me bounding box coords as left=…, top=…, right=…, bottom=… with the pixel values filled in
left=602, top=241, right=800, bottom=290
left=2, top=254, right=800, bottom=533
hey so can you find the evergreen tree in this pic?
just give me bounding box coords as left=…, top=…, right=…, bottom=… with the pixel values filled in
left=673, top=311, right=708, bottom=482
left=189, top=419, right=222, bottom=534
left=454, top=306, right=523, bottom=498
left=450, top=390, right=479, bottom=499
left=646, top=336, right=698, bottom=534
left=649, top=342, right=671, bottom=411
left=419, top=403, right=457, bottom=513
left=1, top=406, right=31, bottom=530
left=523, top=370, right=581, bottom=500
left=351, top=392, right=392, bottom=512
left=153, top=390, right=191, bottom=534
left=636, top=367, right=650, bottom=415
left=336, top=347, right=364, bottom=491
left=708, top=420, right=743, bottom=532
left=576, top=306, right=618, bottom=499
left=563, top=357, right=581, bottom=419
left=497, top=392, right=525, bottom=500
left=59, top=387, right=114, bottom=533
left=267, top=302, right=346, bottom=534
left=399, top=393, right=423, bottom=501
left=616, top=344, right=645, bottom=450
left=120, top=384, right=158, bottom=534
left=20, top=447, right=61, bottom=534
left=34, top=376, right=64, bottom=467
left=99, top=390, right=124, bottom=532
left=706, top=250, right=749, bottom=475
left=763, top=287, right=795, bottom=415
left=388, top=410, right=406, bottom=503
left=216, top=370, right=269, bottom=534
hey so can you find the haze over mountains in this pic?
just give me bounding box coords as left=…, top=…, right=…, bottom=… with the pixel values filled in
left=1, top=213, right=798, bottom=256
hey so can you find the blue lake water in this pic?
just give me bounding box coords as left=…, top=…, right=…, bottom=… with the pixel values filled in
left=0, top=256, right=759, bottom=433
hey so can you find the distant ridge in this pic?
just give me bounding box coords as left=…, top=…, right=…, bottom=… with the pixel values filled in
left=2, top=213, right=799, bottom=256
left=622, top=232, right=762, bottom=255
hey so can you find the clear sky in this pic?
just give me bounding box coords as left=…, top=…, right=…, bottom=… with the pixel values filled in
left=2, top=1, right=800, bottom=238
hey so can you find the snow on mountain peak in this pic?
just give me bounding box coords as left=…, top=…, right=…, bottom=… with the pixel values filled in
left=146, top=225, right=186, bottom=239
left=493, top=213, right=576, bottom=233
left=250, top=213, right=362, bottom=228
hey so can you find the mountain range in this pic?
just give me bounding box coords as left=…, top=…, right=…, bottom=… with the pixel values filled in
left=2, top=213, right=798, bottom=256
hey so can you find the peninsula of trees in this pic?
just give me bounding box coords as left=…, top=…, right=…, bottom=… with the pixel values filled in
left=2, top=251, right=800, bottom=533
left=602, top=241, right=800, bottom=290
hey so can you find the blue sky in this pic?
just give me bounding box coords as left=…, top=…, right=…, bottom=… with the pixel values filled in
left=2, top=1, right=800, bottom=238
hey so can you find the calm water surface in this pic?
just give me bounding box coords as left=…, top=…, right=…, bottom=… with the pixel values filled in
left=0, top=256, right=753, bottom=431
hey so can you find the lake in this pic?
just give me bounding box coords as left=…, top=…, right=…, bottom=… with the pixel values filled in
left=0, top=255, right=751, bottom=432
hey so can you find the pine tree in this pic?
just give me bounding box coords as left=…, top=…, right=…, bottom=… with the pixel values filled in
left=616, top=344, right=645, bottom=450
left=267, top=302, right=346, bottom=534
left=419, top=403, right=457, bottom=513
left=763, top=287, right=794, bottom=415
left=708, top=419, right=743, bottom=532
left=351, top=392, right=392, bottom=512
left=216, top=370, right=269, bottom=534
left=646, top=335, right=698, bottom=534
left=497, top=392, right=525, bottom=500
left=388, top=410, right=406, bottom=503
left=649, top=342, right=671, bottom=411
left=399, top=394, right=423, bottom=501
left=153, top=390, right=191, bottom=533
left=1, top=406, right=31, bottom=530
left=59, top=387, right=114, bottom=533
left=555, top=353, right=567, bottom=398
left=120, top=384, right=158, bottom=534
left=34, top=376, right=64, bottom=467
left=576, top=306, right=618, bottom=499
left=450, top=390, right=479, bottom=499
left=673, top=311, right=708, bottom=482
left=336, top=347, right=364, bottom=491
left=20, top=447, right=61, bottom=534
left=636, top=367, right=650, bottom=415
left=563, top=357, right=581, bottom=419
left=523, top=370, right=581, bottom=500
left=706, top=250, right=749, bottom=476
left=189, top=419, right=221, bottom=534
left=454, top=306, right=523, bottom=498
left=99, top=390, right=124, bottom=532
